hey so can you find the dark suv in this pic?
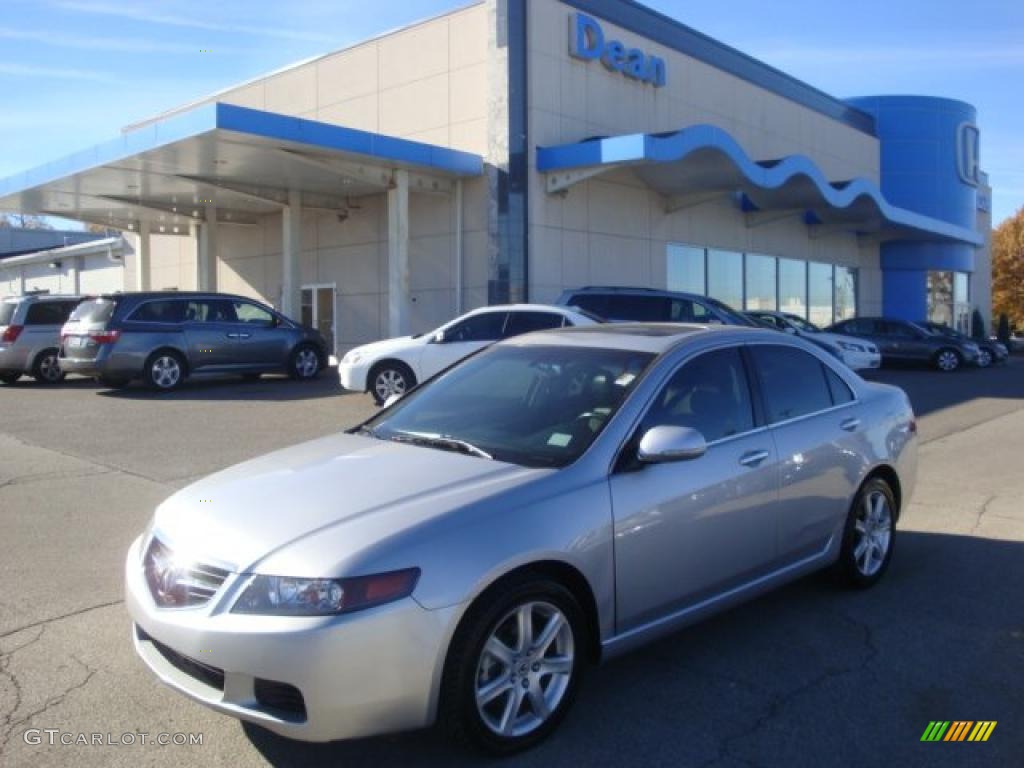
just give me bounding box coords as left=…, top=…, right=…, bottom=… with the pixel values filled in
left=827, top=316, right=980, bottom=372
left=60, top=292, right=328, bottom=390
left=555, top=287, right=756, bottom=326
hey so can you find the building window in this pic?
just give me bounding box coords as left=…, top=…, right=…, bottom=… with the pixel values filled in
left=667, top=245, right=705, bottom=294
left=744, top=253, right=777, bottom=311
left=778, top=258, right=807, bottom=318
left=707, top=249, right=743, bottom=311
left=927, top=271, right=954, bottom=326
left=953, top=272, right=971, bottom=333
left=808, top=262, right=834, bottom=327
left=834, top=266, right=858, bottom=322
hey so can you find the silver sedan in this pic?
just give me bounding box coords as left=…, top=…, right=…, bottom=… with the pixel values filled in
left=125, top=324, right=917, bottom=754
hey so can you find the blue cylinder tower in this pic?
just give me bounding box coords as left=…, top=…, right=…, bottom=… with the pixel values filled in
left=846, top=96, right=980, bottom=320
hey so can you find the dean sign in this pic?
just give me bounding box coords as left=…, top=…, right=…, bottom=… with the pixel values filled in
left=569, top=12, right=667, bottom=88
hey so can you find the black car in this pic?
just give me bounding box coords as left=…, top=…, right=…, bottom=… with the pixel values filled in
left=555, top=286, right=757, bottom=326
left=59, top=292, right=329, bottom=391
left=827, top=316, right=980, bottom=372
left=917, top=321, right=1008, bottom=368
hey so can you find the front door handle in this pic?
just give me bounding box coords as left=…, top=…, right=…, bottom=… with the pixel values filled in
left=225, top=332, right=239, bottom=339
left=739, top=449, right=770, bottom=467
left=237, top=333, right=251, bottom=339
left=840, top=417, right=861, bottom=432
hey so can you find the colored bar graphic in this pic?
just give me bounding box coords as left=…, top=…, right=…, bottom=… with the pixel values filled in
left=921, top=720, right=996, bottom=742
left=921, top=721, right=950, bottom=741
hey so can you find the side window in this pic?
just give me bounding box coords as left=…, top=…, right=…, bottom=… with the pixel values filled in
left=504, top=311, right=564, bottom=337
left=233, top=301, right=275, bottom=326
left=128, top=300, right=184, bottom=324
left=444, top=312, right=507, bottom=343
left=568, top=294, right=609, bottom=317
left=885, top=321, right=917, bottom=339
left=825, top=366, right=855, bottom=406
left=669, top=299, right=718, bottom=323
left=751, top=345, right=833, bottom=423
left=184, top=300, right=236, bottom=323
left=843, top=319, right=875, bottom=335
left=642, top=347, right=755, bottom=443
left=25, top=302, right=68, bottom=325
left=609, top=295, right=670, bottom=322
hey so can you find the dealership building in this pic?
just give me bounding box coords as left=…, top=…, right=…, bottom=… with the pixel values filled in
left=0, top=0, right=991, bottom=354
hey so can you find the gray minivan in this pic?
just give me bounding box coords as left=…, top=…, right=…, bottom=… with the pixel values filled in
left=0, top=294, right=84, bottom=384
left=60, top=292, right=328, bottom=390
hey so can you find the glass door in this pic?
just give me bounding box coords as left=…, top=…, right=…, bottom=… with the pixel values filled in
left=300, top=284, right=336, bottom=357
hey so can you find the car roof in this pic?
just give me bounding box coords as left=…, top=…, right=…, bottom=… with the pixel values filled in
left=466, top=303, right=582, bottom=314
left=504, top=322, right=770, bottom=354
left=81, top=291, right=262, bottom=303
left=561, top=286, right=707, bottom=300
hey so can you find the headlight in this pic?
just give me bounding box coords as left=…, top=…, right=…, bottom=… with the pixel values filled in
left=836, top=341, right=862, bottom=352
left=342, top=350, right=363, bottom=365
left=232, top=568, right=420, bottom=616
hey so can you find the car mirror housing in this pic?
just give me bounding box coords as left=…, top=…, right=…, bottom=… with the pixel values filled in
left=637, top=426, right=707, bottom=463
left=432, top=330, right=445, bottom=344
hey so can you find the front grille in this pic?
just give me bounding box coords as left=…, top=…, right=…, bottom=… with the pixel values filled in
left=138, top=627, right=225, bottom=691
left=255, top=678, right=307, bottom=720
left=144, top=538, right=230, bottom=608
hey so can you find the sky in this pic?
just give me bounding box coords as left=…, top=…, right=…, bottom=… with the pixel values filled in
left=0, top=0, right=1021, bottom=227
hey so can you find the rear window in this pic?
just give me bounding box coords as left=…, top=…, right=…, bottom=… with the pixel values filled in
left=25, top=301, right=76, bottom=325
left=69, top=298, right=117, bottom=324
left=608, top=295, right=670, bottom=322
left=0, top=301, right=16, bottom=325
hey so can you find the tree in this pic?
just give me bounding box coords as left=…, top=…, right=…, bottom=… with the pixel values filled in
left=0, top=212, right=53, bottom=229
left=992, top=206, right=1024, bottom=327
left=971, top=308, right=986, bottom=340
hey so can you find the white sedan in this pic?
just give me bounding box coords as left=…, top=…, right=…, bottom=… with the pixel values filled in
left=747, top=311, right=881, bottom=371
left=339, top=304, right=600, bottom=403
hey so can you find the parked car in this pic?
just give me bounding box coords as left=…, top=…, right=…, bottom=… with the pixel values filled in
left=126, top=324, right=916, bottom=753
left=916, top=321, right=1008, bottom=368
left=828, top=317, right=980, bottom=372
left=555, top=286, right=757, bottom=326
left=746, top=310, right=881, bottom=371
left=0, top=293, right=84, bottom=385
left=338, top=304, right=601, bottom=404
left=59, top=292, right=327, bottom=391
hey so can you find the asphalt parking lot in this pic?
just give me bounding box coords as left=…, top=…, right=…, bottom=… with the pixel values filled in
left=1, top=364, right=1022, bottom=767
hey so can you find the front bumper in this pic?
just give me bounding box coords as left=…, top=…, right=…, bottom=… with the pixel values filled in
left=841, top=349, right=881, bottom=371
left=125, top=536, right=459, bottom=742
left=338, top=359, right=372, bottom=393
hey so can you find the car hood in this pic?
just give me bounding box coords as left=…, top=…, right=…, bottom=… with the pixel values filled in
left=347, top=334, right=427, bottom=359
left=150, top=433, right=545, bottom=575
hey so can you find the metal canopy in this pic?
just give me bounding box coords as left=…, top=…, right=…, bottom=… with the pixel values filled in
left=0, top=103, right=483, bottom=233
left=537, top=125, right=983, bottom=246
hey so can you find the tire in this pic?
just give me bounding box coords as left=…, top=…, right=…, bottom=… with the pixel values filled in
left=933, top=347, right=961, bottom=372
left=288, top=344, right=322, bottom=381
left=144, top=350, right=187, bottom=391
left=0, top=373, right=20, bottom=385
left=976, top=348, right=993, bottom=368
left=834, top=477, right=897, bottom=589
left=32, top=349, right=65, bottom=385
left=440, top=574, right=587, bottom=756
left=369, top=361, right=416, bottom=406
left=98, top=376, right=130, bottom=389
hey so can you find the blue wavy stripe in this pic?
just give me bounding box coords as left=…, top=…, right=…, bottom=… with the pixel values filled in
left=537, top=124, right=981, bottom=246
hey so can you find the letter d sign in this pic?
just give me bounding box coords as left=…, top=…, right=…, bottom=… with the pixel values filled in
left=569, top=13, right=604, bottom=61
left=956, top=123, right=981, bottom=187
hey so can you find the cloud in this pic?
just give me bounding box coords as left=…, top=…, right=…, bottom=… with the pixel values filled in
left=0, top=62, right=115, bottom=82
left=0, top=25, right=245, bottom=53
left=55, top=0, right=338, bottom=43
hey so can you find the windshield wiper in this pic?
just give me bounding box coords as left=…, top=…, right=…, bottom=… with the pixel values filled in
left=388, top=432, right=493, bottom=460
left=353, top=425, right=380, bottom=439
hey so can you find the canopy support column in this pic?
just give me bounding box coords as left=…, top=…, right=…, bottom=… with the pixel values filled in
left=388, top=169, right=410, bottom=337
left=198, top=205, right=218, bottom=291
left=281, top=189, right=302, bottom=318
left=135, top=220, right=151, bottom=291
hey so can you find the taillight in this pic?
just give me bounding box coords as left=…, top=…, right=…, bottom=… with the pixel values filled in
left=89, top=330, right=121, bottom=344
left=1, top=325, right=24, bottom=343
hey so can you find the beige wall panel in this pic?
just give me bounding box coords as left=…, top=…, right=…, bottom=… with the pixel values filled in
left=450, top=62, right=489, bottom=124
left=265, top=66, right=318, bottom=116
left=380, top=21, right=449, bottom=89
left=317, top=94, right=380, bottom=133
left=449, top=118, right=488, bottom=156
left=380, top=74, right=450, bottom=137
left=316, top=43, right=380, bottom=106
left=449, top=5, right=488, bottom=70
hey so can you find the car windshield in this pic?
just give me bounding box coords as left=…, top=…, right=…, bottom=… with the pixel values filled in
left=705, top=298, right=756, bottom=326
left=0, top=301, right=16, bottom=325
left=785, top=314, right=822, bottom=333
left=68, top=298, right=117, bottom=324
left=359, top=344, right=655, bottom=468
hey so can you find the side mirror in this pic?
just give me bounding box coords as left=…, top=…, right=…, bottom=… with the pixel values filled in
left=637, top=426, right=707, bottom=464
left=432, top=330, right=445, bottom=344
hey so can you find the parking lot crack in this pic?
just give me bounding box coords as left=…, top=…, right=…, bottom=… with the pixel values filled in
left=0, top=599, right=123, bottom=642
left=971, top=495, right=997, bottom=534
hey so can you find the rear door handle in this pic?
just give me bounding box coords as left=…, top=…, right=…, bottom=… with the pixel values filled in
left=237, top=333, right=251, bottom=339
left=225, top=333, right=239, bottom=339
left=840, top=417, right=861, bottom=432
left=739, top=450, right=770, bottom=467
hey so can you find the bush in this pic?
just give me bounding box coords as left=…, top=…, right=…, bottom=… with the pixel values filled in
left=971, top=309, right=986, bottom=340
left=997, top=313, right=1012, bottom=348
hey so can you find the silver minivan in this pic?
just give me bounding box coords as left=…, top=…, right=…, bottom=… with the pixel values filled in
left=0, top=294, right=83, bottom=384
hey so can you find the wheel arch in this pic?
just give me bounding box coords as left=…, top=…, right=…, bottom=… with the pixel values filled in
left=862, top=464, right=902, bottom=520
left=145, top=346, right=190, bottom=376
left=366, top=357, right=417, bottom=392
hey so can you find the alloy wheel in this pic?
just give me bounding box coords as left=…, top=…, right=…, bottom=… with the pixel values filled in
left=151, top=356, right=182, bottom=389
left=977, top=349, right=992, bottom=368
left=38, top=353, right=62, bottom=383
left=937, top=350, right=959, bottom=372
left=853, top=490, right=892, bottom=577
left=295, top=348, right=319, bottom=378
left=374, top=369, right=407, bottom=402
left=474, top=601, right=575, bottom=738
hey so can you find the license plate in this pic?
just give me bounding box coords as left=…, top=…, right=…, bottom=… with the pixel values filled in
left=68, top=336, right=85, bottom=348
